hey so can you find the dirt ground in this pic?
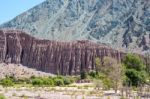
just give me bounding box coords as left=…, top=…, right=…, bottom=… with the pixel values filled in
left=0, top=83, right=149, bottom=99
left=0, top=86, right=122, bottom=99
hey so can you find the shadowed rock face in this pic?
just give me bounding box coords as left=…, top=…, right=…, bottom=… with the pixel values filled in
left=0, top=30, right=126, bottom=75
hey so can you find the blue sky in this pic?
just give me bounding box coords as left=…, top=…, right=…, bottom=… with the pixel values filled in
left=0, top=0, right=45, bottom=24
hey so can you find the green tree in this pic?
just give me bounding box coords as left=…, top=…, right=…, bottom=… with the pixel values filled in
left=125, top=69, right=147, bottom=86
left=95, top=57, right=102, bottom=73
left=145, top=52, right=150, bottom=75
left=103, top=57, right=123, bottom=93
left=123, top=54, right=145, bottom=71
left=95, top=57, right=123, bottom=92
left=123, top=54, right=147, bottom=86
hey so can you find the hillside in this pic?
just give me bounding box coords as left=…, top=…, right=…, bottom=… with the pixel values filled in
left=0, top=0, right=150, bottom=54
left=0, top=63, right=54, bottom=79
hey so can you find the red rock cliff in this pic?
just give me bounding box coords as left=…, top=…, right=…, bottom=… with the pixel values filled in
left=0, top=30, right=126, bottom=75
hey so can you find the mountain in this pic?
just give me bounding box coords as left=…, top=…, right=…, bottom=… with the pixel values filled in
left=0, top=0, right=150, bottom=54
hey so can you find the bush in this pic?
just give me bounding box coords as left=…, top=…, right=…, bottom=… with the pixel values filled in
left=1, top=78, right=14, bottom=87
left=80, top=70, right=87, bottom=79
left=63, top=78, right=72, bottom=85
left=102, top=78, right=113, bottom=90
left=94, top=80, right=103, bottom=90
left=54, top=79, right=64, bottom=86
left=32, top=78, right=43, bottom=86
left=0, top=76, right=74, bottom=87
left=42, top=78, right=54, bottom=86
left=125, top=69, right=147, bottom=86
left=0, top=94, right=6, bottom=99
left=123, top=54, right=145, bottom=71
left=123, top=54, right=148, bottom=86
left=89, top=71, right=97, bottom=78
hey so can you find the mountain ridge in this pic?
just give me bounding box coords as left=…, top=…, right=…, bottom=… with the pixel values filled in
left=0, top=0, right=150, bottom=54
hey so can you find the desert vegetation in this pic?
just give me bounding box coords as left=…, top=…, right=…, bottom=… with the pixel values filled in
left=0, top=54, right=149, bottom=99
left=0, top=76, right=76, bottom=87
left=91, top=54, right=150, bottom=98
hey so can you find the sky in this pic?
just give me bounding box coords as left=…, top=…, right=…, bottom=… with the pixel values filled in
left=0, top=0, right=45, bottom=24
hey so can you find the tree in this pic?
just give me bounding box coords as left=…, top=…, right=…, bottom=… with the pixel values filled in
left=94, top=80, right=103, bottom=90
left=95, top=57, right=103, bottom=73
left=125, top=69, right=147, bottom=86
left=123, top=54, right=147, bottom=86
left=95, top=57, right=123, bottom=93
left=102, top=57, right=123, bottom=93
left=123, top=54, right=145, bottom=71
left=145, top=52, right=150, bottom=75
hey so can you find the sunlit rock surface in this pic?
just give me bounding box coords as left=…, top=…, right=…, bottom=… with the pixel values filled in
left=0, top=63, right=54, bottom=79
left=0, top=0, right=150, bottom=53
left=0, top=30, right=126, bottom=75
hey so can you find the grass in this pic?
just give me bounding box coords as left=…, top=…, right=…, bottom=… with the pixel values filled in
left=20, top=94, right=28, bottom=99
left=12, top=92, right=17, bottom=96
left=0, top=93, right=6, bottom=99
left=13, top=84, right=33, bottom=88
left=77, top=86, right=83, bottom=89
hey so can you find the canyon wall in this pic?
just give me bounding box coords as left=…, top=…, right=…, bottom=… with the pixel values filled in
left=0, top=30, right=126, bottom=75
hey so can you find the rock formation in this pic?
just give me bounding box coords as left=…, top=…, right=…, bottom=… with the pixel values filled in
left=0, top=63, right=55, bottom=79
left=0, top=30, right=126, bottom=75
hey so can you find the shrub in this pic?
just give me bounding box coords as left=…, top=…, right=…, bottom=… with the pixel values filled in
left=94, top=80, right=103, bottom=90
left=63, top=78, right=72, bottom=85
left=80, top=70, right=87, bottom=79
left=89, top=71, right=97, bottom=78
left=102, top=78, right=113, bottom=90
left=42, top=78, right=54, bottom=86
left=123, top=54, right=145, bottom=71
left=0, top=93, right=6, bottom=99
left=54, top=79, right=64, bottom=86
left=32, top=78, right=43, bottom=86
left=123, top=54, right=148, bottom=86
left=125, top=69, right=147, bottom=86
left=1, top=78, right=14, bottom=87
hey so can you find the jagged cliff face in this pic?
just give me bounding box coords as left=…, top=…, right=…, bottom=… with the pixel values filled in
left=0, top=0, right=150, bottom=54
left=0, top=30, right=125, bottom=75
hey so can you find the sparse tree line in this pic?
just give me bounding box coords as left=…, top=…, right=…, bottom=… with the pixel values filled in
left=81, top=53, right=150, bottom=98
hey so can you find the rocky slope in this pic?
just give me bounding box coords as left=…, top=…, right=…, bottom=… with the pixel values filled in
left=0, top=30, right=126, bottom=75
left=0, top=0, right=150, bottom=54
left=0, top=63, right=54, bottom=79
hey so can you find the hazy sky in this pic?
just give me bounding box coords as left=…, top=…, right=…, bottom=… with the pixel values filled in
left=0, top=0, right=45, bottom=24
